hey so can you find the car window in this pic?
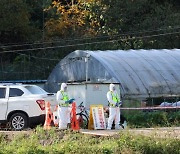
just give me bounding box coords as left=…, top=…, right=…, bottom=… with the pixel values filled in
left=25, top=86, right=47, bottom=94
left=0, top=88, right=6, bottom=98
left=9, top=88, right=24, bottom=97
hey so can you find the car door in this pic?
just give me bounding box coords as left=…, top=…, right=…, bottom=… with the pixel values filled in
left=0, top=87, right=8, bottom=120
left=8, top=87, right=25, bottom=111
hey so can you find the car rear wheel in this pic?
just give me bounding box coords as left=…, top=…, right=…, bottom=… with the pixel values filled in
left=9, top=113, right=28, bottom=131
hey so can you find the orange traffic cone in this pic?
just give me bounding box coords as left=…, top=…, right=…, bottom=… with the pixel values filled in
left=71, top=102, right=80, bottom=131
left=44, top=102, right=53, bottom=130
left=53, top=105, right=59, bottom=127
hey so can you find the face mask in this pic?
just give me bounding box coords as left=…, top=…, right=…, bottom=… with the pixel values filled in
left=64, top=87, right=67, bottom=91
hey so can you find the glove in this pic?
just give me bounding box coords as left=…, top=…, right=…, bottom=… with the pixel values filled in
left=68, top=98, right=75, bottom=104
left=115, top=103, right=119, bottom=107
left=115, top=102, right=122, bottom=107
left=65, top=100, right=70, bottom=104
left=119, top=101, right=123, bottom=106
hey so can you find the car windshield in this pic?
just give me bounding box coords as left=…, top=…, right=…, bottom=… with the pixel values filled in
left=24, top=85, right=47, bottom=94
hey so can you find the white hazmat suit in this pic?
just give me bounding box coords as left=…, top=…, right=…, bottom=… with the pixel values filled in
left=56, top=83, right=72, bottom=129
left=107, top=84, right=121, bottom=130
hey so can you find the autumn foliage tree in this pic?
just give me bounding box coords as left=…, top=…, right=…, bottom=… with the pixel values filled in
left=45, top=0, right=103, bottom=38
left=0, top=0, right=179, bottom=80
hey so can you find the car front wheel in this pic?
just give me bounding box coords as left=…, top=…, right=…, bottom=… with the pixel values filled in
left=9, top=113, right=28, bottom=131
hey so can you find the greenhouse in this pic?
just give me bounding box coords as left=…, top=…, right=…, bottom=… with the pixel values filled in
left=45, top=49, right=180, bottom=99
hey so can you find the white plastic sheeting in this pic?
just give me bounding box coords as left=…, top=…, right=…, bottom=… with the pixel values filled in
left=45, top=49, right=180, bottom=99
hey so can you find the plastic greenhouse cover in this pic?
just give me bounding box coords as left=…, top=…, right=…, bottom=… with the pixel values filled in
left=45, top=49, right=180, bottom=99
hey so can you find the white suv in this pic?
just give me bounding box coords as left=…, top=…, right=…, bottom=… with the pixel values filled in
left=0, top=83, right=57, bottom=130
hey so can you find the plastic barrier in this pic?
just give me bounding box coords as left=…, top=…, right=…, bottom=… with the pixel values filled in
left=44, top=102, right=53, bottom=130
left=53, top=105, right=59, bottom=127
left=71, top=102, right=80, bottom=131
left=120, top=106, right=180, bottom=110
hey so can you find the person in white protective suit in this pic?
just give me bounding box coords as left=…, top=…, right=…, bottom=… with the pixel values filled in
left=56, top=83, right=74, bottom=129
left=107, top=83, right=122, bottom=130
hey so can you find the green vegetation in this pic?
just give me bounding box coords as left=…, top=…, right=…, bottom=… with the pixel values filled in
left=123, top=111, right=180, bottom=128
left=0, top=0, right=180, bottom=80
left=121, top=99, right=180, bottom=128
left=0, top=127, right=179, bottom=154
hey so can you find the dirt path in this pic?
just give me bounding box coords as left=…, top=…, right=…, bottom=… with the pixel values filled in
left=80, top=127, right=180, bottom=139
left=127, top=127, right=180, bottom=139
left=0, top=127, right=179, bottom=139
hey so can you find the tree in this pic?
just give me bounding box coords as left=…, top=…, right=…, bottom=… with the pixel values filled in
left=0, top=0, right=179, bottom=81
left=0, top=0, right=40, bottom=44
left=95, top=0, right=180, bottom=49
left=45, top=0, right=101, bottom=38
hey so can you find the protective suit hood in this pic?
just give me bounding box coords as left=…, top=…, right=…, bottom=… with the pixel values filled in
left=61, top=83, right=67, bottom=91
left=109, top=83, right=115, bottom=91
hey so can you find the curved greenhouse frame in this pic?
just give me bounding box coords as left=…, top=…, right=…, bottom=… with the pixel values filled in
left=45, top=49, right=180, bottom=99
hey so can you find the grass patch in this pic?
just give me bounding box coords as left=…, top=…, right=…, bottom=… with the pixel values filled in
left=123, top=111, right=180, bottom=128
left=0, top=127, right=179, bottom=154
left=122, top=99, right=180, bottom=128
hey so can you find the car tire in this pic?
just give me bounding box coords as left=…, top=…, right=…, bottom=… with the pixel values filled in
left=9, top=113, right=28, bottom=131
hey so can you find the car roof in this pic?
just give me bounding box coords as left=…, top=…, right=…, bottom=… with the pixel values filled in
left=0, top=83, right=35, bottom=87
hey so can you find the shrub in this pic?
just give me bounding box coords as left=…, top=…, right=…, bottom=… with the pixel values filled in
left=0, top=127, right=179, bottom=154
left=124, top=111, right=180, bottom=128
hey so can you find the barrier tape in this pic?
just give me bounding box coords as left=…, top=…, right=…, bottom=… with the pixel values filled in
left=120, top=106, right=180, bottom=110
left=86, top=106, right=180, bottom=111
